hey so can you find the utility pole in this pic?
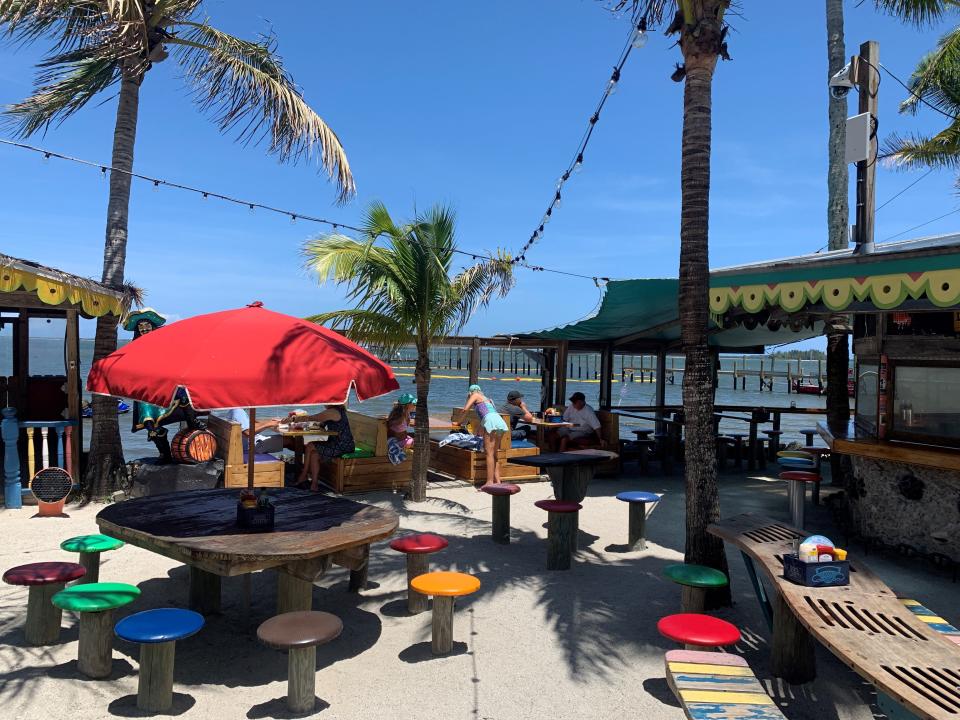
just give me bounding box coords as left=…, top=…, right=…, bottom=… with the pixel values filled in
left=853, top=40, right=879, bottom=254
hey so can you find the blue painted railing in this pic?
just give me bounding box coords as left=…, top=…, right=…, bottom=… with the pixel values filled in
left=2, top=409, right=78, bottom=509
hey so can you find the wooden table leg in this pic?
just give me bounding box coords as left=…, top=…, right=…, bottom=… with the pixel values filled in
left=770, top=589, right=816, bottom=684
left=406, top=554, right=429, bottom=615
left=189, top=566, right=221, bottom=615
left=78, top=608, right=114, bottom=678
left=277, top=571, right=313, bottom=614
left=748, top=422, right=758, bottom=471
left=26, top=582, right=64, bottom=645
left=348, top=544, right=369, bottom=593
left=431, top=595, right=455, bottom=655
left=138, top=640, right=175, bottom=712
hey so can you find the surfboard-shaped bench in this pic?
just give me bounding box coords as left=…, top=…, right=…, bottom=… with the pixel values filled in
left=899, top=598, right=960, bottom=645
left=665, top=649, right=785, bottom=720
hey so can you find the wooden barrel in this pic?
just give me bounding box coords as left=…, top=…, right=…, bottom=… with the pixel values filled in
left=171, top=429, right=218, bottom=464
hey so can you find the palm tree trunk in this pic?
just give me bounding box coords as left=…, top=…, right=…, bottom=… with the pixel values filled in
left=826, top=0, right=851, bottom=443
left=679, top=48, right=731, bottom=608
left=410, top=342, right=431, bottom=502
left=85, top=74, right=140, bottom=499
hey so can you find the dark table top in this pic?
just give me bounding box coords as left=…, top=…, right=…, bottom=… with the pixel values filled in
left=507, top=452, right=610, bottom=468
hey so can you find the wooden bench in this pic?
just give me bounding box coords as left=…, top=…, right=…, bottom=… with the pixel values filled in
left=665, top=649, right=786, bottom=720
left=327, top=411, right=412, bottom=494
left=207, top=414, right=284, bottom=488
left=428, top=409, right=541, bottom=485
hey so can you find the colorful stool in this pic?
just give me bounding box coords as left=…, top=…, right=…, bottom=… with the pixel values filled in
left=480, top=483, right=521, bottom=544
left=799, top=428, right=818, bottom=447
left=663, top=563, right=729, bottom=613
left=115, top=608, right=204, bottom=712
left=615, top=491, right=660, bottom=551
left=534, top=499, right=582, bottom=570
left=3, top=562, right=86, bottom=645
left=780, top=471, right=821, bottom=529
left=658, top=613, right=741, bottom=651
left=52, top=581, right=140, bottom=678
left=258, top=611, right=343, bottom=714
left=410, top=571, right=480, bottom=655
left=389, top=533, right=449, bottom=615
left=60, top=534, right=124, bottom=584
left=763, top=430, right=783, bottom=460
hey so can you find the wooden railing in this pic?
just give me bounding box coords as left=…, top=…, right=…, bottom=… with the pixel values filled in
left=2, top=408, right=78, bottom=509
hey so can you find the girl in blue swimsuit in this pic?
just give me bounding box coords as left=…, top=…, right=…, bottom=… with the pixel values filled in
left=461, top=384, right=508, bottom=488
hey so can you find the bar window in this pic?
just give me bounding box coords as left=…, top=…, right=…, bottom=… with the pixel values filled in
left=892, top=364, right=960, bottom=445
left=855, top=361, right=879, bottom=435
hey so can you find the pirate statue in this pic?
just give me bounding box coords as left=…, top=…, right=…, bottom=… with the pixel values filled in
left=124, top=309, right=199, bottom=462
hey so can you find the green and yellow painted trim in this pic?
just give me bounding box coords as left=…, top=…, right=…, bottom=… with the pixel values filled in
left=0, top=264, right=125, bottom=317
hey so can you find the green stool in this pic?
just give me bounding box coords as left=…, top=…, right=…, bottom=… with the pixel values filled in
left=663, top=563, right=728, bottom=613
left=61, top=534, right=124, bottom=584
left=52, top=582, right=140, bottom=678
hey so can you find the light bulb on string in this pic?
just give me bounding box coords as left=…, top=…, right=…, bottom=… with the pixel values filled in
left=290, top=214, right=297, bottom=224
left=554, top=191, right=561, bottom=209
left=42, top=152, right=51, bottom=164
left=631, top=27, right=648, bottom=49
left=100, top=166, right=108, bottom=180
left=606, top=67, right=621, bottom=96
left=202, top=192, right=209, bottom=201
left=152, top=180, right=160, bottom=192
left=248, top=204, right=255, bottom=213
left=573, top=153, right=584, bottom=174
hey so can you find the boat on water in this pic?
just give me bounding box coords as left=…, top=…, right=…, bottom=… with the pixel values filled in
left=81, top=399, right=131, bottom=418
left=792, top=369, right=855, bottom=397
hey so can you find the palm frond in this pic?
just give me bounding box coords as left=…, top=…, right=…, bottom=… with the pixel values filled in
left=873, top=0, right=959, bottom=27
left=883, top=126, right=960, bottom=170
left=898, top=26, right=960, bottom=116
left=168, top=20, right=355, bottom=202
left=608, top=1, right=672, bottom=25
left=2, top=50, right=120, bottom=135
left=306, top=308, right=410, bottom=352
left=444, top=253, right=514, bottom=335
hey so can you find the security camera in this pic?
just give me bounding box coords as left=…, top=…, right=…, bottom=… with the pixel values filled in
left=829, top=62, right=854, bottom=99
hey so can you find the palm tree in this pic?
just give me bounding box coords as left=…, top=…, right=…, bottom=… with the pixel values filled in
left=1, top=1, right=354, bottom=498
left=615, top=0, right=732, bottom=605
left=303, top=202, right=514, bottom=502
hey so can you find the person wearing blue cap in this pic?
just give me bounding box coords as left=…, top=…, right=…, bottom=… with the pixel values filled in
left=386, top=393, right=416, bottom=464
left=460, top=384, right=509, bottom=488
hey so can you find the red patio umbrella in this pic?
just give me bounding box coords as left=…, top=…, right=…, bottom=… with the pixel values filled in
left=87, top=302, right=399, bottom=488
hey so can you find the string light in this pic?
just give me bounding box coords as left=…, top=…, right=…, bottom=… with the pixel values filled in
left=512, top=16, right=647, bottom=265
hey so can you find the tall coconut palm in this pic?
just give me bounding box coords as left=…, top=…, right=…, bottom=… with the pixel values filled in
left=303, top=202, right=514, bottom=503
left=0, top=1, right=354, bottom=498
left=616, top=0, right=732, bottom=605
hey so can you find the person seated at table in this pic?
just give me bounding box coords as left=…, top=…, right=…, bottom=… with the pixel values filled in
left=295, top=405, right=355, bottom=492
left=554, top=392, right=606, bottom=452
left=386, top=393, right=416, bottom=464
left=500, top=389, right=534, bottom=441
left=224, top=408, right=284, bottom=454
left=458, top=384, right=508, bottom=489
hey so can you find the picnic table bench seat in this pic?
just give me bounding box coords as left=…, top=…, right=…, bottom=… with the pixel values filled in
left=328, top=411, right=412, bottom=494
left=207, top=414, right=284, bottom=489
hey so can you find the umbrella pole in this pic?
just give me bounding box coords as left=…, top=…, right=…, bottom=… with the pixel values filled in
left=247, top=406, right=255, bottom=490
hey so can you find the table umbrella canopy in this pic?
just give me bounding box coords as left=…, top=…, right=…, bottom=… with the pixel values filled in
left=87, top=302, right=399, bottom=409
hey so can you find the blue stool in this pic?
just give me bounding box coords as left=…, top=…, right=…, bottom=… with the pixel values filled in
left=115, top=608, right=204, bottom=712
left=777, top=456, right=816, bottom=470
left=616, top=491, right=661, bottom=550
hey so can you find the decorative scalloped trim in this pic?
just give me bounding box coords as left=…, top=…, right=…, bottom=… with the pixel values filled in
left=0, top=266, right=124, bottom=317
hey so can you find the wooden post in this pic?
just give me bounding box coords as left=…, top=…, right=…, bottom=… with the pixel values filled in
left=77, top=552, right=101, bottom=584
left=554, top=341, right=569, bottom=407
left=546, top=511, right=576, bottom=570
left=431, top=595, right=455, bottom=654
left=287, top=645, right=317, bottom=713
left=65, top=309, right=82, bottom=480
left=138, top=640, right=176, bottom=712
left=627, top=502, right=647, bottom=551
left=247, top=406, right=256, bottom=489
left=770, top=590, right=816, bottom=684
left=78, top=609, right=114, bottom=678
left=348, top=543, right=369, bottom=592
left=405, top=554, right=429, bottom=614
left=277, top=571, right=313, bottom=614
left=468, top=338, right=480, bottom=386
left=747, top=420, right=758, bottom=471
left=25, top=582, right=64, bottom=645
left=189, top=566, right=221, bottom=615
left=491, top=494, right=511, bottom=545
left=540, top=348, right=555, bottom=412
left=14, top=310, right=29, bottom=411
left=854, top=41, right=880, bottom=253
left=2, top=407, right=21, bottom=510
left=599, top=343, right=614, bottom=411
left=655, top=350, right=667, bottom=433
left=26, top=426, right=35, bottom=481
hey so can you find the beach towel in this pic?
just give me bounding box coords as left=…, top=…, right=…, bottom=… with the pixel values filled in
left=438, top=432, right=485, bottom=452
left=387, top=436, right=407, bottom=465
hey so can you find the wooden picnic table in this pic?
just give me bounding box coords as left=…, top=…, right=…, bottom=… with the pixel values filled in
left=709, top=513, right=960, bottom=719
left=97, top=488, right=398, bottom=615
left=528, top=417, right=574, bottom=449
left=278, top=428, right=339, bottom=473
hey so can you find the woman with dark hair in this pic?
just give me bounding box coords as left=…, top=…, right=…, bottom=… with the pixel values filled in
left=295, top=405, right=355, bottom=491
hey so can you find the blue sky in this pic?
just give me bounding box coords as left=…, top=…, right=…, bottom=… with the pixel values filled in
left=1, top=1, right=957, bottom=342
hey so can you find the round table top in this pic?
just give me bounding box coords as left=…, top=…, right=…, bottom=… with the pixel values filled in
left=60, top=534, right=124, bottom=553
left=616, top=491, right=660, bottom=504
left=480, top=483, right=521, bottom=497
left=115, top=608, right=205, bottom=644
left=534, top=499, right=582, bottom=514
left=52, top=582, right=140, bottom=612
left=3, top=561, right=86, bottom=586
left=258, top=611, right=343, bottom=650
left=657, top=613, right=741, bottom=647
left=95, top=488, right=398, bottom=573
left=389, top=533, right=449, bottom=555
left=411, top=571, right=480, bottom=597
left=663, top=563, right=729, bottom=588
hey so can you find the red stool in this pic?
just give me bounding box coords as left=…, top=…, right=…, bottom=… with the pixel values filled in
left=534, top=499, right=581, bottom=570
left=3, top=561, right=86, bottom=645
left=389, top=534, right=449, bottom=614
left=480, top=483, right=521, bottom=544
left=657, top=613, right=741, bottom=651
left=780, top=471, right=821, bottom=528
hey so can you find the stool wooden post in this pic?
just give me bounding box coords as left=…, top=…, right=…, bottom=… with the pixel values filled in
left=60, top=535, right=124, bottom=586
left=491, top=494, right=511, bottom=544
left=410, top=572, right=480, bottom=656
left=406, top=554, right=429, bottom=614
left=287, top=645, right=316, bottom=713
left=78, top=552, right=101, bottom=585
left=431, top=595, right=455, bottom=655
left=663, top=564, right=728, bottom=614
left=628, top=503, right=646, bottom=550
left=547, top=511, right=576, bottom=570
left=26, top=583, right=64, bottom=645
left=79, top=609, right=115, bottom=678
left=138, top=641, right=175, bottom=711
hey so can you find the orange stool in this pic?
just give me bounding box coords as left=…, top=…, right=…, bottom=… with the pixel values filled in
left=410, top=571, right=480, bottom=655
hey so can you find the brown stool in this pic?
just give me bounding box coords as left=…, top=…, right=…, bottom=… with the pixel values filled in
left=257, top=611, right=342, bottom=714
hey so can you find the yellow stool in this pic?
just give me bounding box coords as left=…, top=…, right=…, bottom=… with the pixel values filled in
left=410, top=571, right=480, bottom=655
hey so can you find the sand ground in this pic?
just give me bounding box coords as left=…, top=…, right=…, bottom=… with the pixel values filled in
left=1, top=468, right=957, bottom=720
